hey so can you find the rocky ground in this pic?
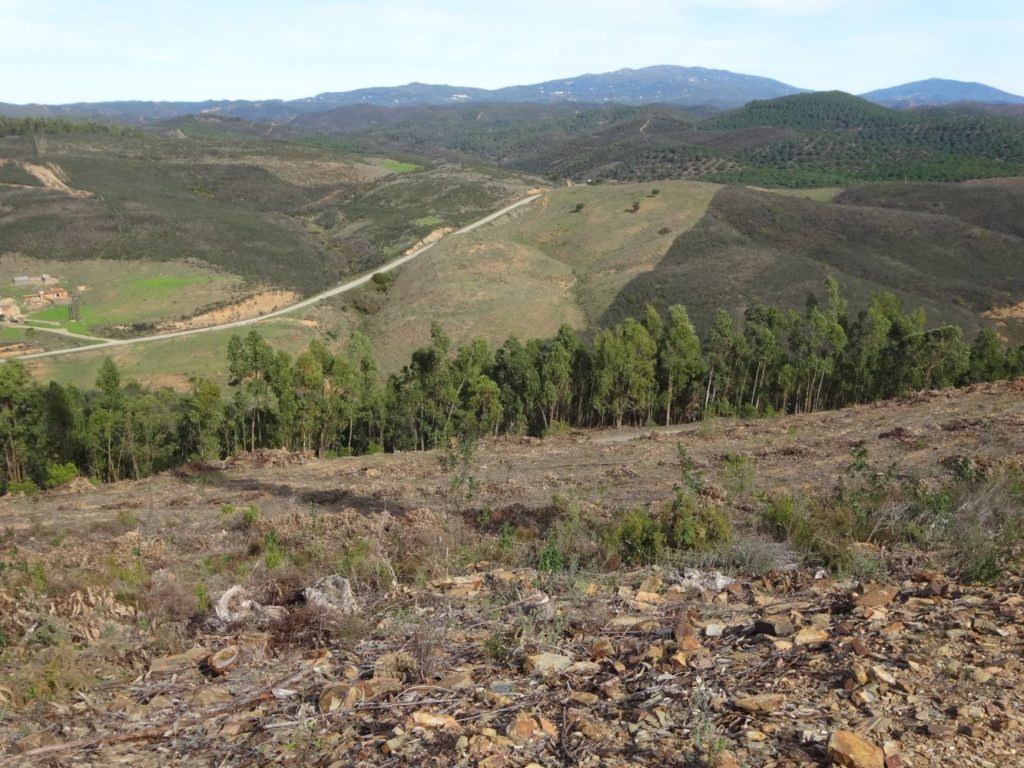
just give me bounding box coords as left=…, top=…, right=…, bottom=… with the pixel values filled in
left=2, top=563, right=1021, bottom=767
left=1, top=380, right=1023, bottom=766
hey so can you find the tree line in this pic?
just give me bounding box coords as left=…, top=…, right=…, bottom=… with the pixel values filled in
left=1, top=278, right=1022, bottom=494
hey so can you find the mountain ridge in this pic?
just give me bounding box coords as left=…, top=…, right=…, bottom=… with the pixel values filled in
left=4, top=68, right=1022, bottom=124
left=1, top=65, right=808, bottom=121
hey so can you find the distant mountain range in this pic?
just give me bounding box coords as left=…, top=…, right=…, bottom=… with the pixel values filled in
left=861, top=78, right=1024, bottom=108
left=1, top=66, right=1022, bottom=123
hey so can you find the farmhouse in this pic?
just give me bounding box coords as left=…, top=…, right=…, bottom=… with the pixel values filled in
left=43, top=287, right=71, bottom=304
left=11, top=274, right=56, bottom=286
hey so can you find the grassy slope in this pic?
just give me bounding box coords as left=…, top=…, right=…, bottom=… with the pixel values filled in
left=29, top=318, right=324, bottom=390
left=1, top=122, right=541, bottom=386
left=0, top=325, right=103, bottom=353
left=359, top=180, right=719, bottom=371
left=605, top=184, right=1024, bottom=337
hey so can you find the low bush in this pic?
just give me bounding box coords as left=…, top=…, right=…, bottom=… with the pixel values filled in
left=5, top=480, right=39, bottom=496
left=663, top=491, right=732, bottom=552
left=948, top=470, right=1024, bottom=583
left=605, top=507, right=665, bottom=566
left=45, top=462, right=79, bottom=489
left=605, top=490, right=734, bottom=567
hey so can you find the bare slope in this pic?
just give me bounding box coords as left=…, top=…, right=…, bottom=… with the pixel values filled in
left=1, top=381, right=1022, bottom=764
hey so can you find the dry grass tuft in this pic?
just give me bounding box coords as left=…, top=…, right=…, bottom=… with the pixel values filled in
left=269, top=604, right=368, bottom=649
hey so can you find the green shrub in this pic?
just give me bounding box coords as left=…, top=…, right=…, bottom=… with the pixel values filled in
left=677, top=444, right=705, bottom=494
left=757, top=492, right=854, bottom=572
left=606, top=508, right=664, bottom=566
left=540, top=502, right=602, bottom=570
left=371, top=271, right=396, bottom=291
left=194, top=583, right=211, bottom=612
left=664, top=492, right=732, bottom=552
left=241, top=504, right=260, bottom=530
left=263, top=530, right=285, bottom=569
left=536, top=534, right=565, bottom=572
left=497, top=521, right=517, bottom=559
left=5, top=480, right=39, bottom=496
left=722, top=453, right=755, bottom=500
left=45, top=462, right=79, bottom=489
left=758, top=493, right=795, bottom=541
left=544, top=420, right=571, bottom=437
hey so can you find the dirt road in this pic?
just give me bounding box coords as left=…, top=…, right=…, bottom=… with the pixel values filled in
left=15, top=193, right=544, bottom=361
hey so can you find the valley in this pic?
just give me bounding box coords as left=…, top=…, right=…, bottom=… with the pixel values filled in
left=2, top=60, right=1024, bottom=768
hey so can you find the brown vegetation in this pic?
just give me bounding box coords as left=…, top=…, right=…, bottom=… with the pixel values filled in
left=1, top=380, right=1023, bottom=764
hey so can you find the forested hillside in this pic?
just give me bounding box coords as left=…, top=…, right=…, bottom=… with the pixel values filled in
left=2, top=276, right=1022, bottom=493
left=316, top=92, right=1024, bottom=187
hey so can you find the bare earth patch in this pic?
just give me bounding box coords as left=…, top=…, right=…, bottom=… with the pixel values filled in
left=159, top=290, right=300, bottom=331
left=982, top=300, right=1024, bottom=321
left=20, top=161, right=91, bottom=197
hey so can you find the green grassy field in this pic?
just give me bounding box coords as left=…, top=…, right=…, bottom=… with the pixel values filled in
left=0, top=257, right=243, bottom=334
left=380, top=159, right=418, bottom=174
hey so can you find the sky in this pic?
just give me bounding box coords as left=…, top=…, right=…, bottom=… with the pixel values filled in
left=1, top=0, right=1022, bottom=103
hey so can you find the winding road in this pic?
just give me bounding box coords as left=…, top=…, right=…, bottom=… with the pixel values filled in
left=14, top=193, right=543, bottom=361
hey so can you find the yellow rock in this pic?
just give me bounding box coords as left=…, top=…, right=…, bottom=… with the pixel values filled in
left=409, top=710, right=460, bottom=731
left=794, top=627, right=830, bottom=647
left=734, top=693, right=786, bottom=715
left=828, top=730, right=884, bottom=768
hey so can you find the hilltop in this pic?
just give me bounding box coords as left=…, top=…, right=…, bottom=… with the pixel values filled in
left=4, top=67, right=1023, bottom=125
left=318, top=92, right=1024, bottom=187
left=862, top=78, right=1024, bottom=108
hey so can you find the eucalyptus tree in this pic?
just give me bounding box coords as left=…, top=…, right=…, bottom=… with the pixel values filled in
left=659, top=304, right=703, bottom=425
left=0, top=360, right=41, bottom=487
left=227, top=330, right=277, bottom=451
left=183, top=376, right=225, bottom=461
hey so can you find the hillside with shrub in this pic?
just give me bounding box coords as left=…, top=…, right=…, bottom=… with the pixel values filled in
left=605, top=183, right=1024, bottom=339
left=0, top=118, right=538, bottom=294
